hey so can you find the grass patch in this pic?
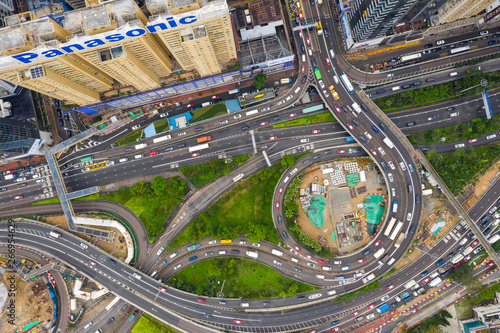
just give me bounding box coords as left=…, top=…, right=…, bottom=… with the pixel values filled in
left=427, top=144, right=500, bottom=195
left=153, top=118, right=170, bottom=134
left=32, top=193, right=101, bottom=205
left=409, top=112, right=500, bottom=145
left=405, top=310, right=452, bottom=333
left=117, top=130, right=142, bottom=147
left=190, top=102, right=227, bottom=123
left=455, top=299, right=473, bottom=319
left=334, top=278, right=381, bottom=303
left=132, top=314, right=182, bottom=333
left=167, top=258, right=318, bottom=299
left=103, top=176, right=188, bottom=242
left=273, top=112, right=336, bottom=128
left=180, top=155, right=250, bottom=188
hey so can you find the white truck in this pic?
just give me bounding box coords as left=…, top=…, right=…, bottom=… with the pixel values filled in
left=4, top=174, right=15, bottom=180
left=429, top=277, right=442, bottom=287
left=49, top=231, right=62, bottom=238
left=135, top=143, right=148, bottom=150
left=383, top=137, right=395, bottom=149
left=271, top=249, right=283, bottom=256
left=246, top=251, right=258, bottom=259
left=351, top=102, right=362, bottom=114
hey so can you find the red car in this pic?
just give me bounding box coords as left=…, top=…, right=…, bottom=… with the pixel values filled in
left=422, top=277, right=430, bottom=284
left=370, top=149, right=378, bottom=156
left=308, top=331, right=316, bottom=333
left=149, top=151, right=159, bottom=156
left=233, top=320, right=242, bottom=324
left=337, top=150, right=346, bottom=154
left=289, top=113, right=297, bottom=118
left=347, top=123, right=354, bottom=131
left=469, top=138, right=478, bottom=143
left=260, top=121, right=268, bottom=126
left=191, top=152, right=200, bottom=157
left=471, top=239, right=479, bottom=247
left=4, top=170, right=13, bottom=175
left=386, top=284, right=394, bottom=290
left=278, top=187, right=283, bottom=194
left=463, top=255, right=471, bottom=262
left=312, top=129, right=320, bottom=134
left=14, top=195, right=23, bottom=200
left=197, top=298, right=206, bottom=303
left=211, top=95, right=219, bottom=99
left=411, top=308, right=418, bottom=314
left=453, top=262, right=461, bottom=268
left=367, top=303, right=375, bottom=309
left=301, top=65, right=306, bottom=74
left=294, top=245, right=301, bottom=252
left=318, top=259, right=326, bottom=264
left=488, top=260, right=495, bottom=267
left=269, top=136, right=277, bottom=140
left=357, top=258, right=365, bottom=263
left=298, top=30, right=303, bottom=39
left=185, top=103, right=194, bottom=108
left=325, top=57, right=330, bottom=65
left=159, top=286, right=167, bottom=292
left=351, top=310, right=359, bottom=317
left=334, top=105, right=341, bottom=113
left=306, top=36, right=311, bottom=46
left=275, top=201, right=280, bottom=210
left=306, top=255, right=313, bottom=260
left=89, top=260, right=97, bottom=266
left=332, top=328, right=340, bottom=332
left=374, top=240, right=381, bottom=247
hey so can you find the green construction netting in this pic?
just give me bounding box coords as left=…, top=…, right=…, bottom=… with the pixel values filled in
left=364, top=194, right=386, bottom=236
left=307, top=196, right=326, bottom=228
left=330, top=231, right=336, bottom=241
left=97, top=123, right=106, bottom=130
left=346, top=173, right=360, bottom=187
left=431, top=218, right=446, bottom=236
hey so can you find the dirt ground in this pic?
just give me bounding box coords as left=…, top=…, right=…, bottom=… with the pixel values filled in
left=295, top=158, right=387, bottom=255
left=473, top=159, right=500, bottom=197
left=0, top=275, right=53, bottom=333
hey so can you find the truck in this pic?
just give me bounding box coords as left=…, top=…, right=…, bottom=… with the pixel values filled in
left=400, top=291, right=411, bottom=300
left=246, top=251, right=258, bottom=259
left=197, top=136, right=211, bottom=144
left=394, top=232, right=405, bottom=248
left=135, top=143, right=148, bottom=150
left=462, top=246, right=473, bottom=256
left=129, top=310, right=138, bottom=322
left=187, top=244, right=200, bottom=251
left=4, top=174, right=17, bottom=180
left=429, top=277, right=442, bottom=287
left=351, top=102, right=362, bottom=114
left=271, top=249, right=283, bottom=256
left=383, top=137, right=395, bottom=149
left=376, top=303, right=390, bottom=314
left=316, top=21, right=323, bottom=36
left=362, top=273, right=375, bottom=284
left=49, top=231, right=62, bottom=238
left=280, top=78, right=292, bottom=84
left=331, top=89, right=339, bottom=100
left=404, top=279, right=416, bottom=290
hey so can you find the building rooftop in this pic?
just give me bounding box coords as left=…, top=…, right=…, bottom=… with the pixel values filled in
left=0, top=28, right=25, bottom=51
left=81, top=7, right=111, bottom=31
left=171, top=0, right=197, bottom=8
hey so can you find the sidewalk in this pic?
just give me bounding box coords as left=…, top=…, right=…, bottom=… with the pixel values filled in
left=0, top=155, right=45, bottom=173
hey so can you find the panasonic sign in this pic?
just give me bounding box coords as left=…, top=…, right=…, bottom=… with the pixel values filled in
left=12, top=15, right=197, bottom=64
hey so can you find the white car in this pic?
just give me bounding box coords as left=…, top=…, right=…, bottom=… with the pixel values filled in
left=455, top=143, right=465, bottom=148
left=209, top=240, right=217, bottom=244
left=252, top=243, right=261, bottom=247
left=156, top=247, right=165, bottom=256
left=36, top=179, right=45, bottom=183
left=364, top=132, right=372, bottom=140
left=480, top=30, right=489, bottom=36
left=323, top=90, right=329, bottom=98
left=178, top=132, right=186, bottom=136
left=486, top=134, right=497, bottom=140
left=219, top=120, right=228, bottom=125
left=399, top=162, right=407, bottom=171
left=391, top=188, right=396, bottom=196
left=160, top=113, right=169, bottom=118
left=132, top=124, right=140, bottom=130
left=174, top=264, right=182, bottom=270
left=388, top=161, right=396, bottom=170
left=32, top=173, right=41, bottom=179
left=273, top=260, right=282, bottom=266
left=318, top=80, right=325, bottom=89
left=80, top=243, right=88, bottom=249
left=277, top=100, right=285, bottom=105
left=388, top=173, right=394, bottom=182
left=450, top=112, right=459, bottom=117
left=436, top=40, right=445, bottom=45
left=377, top=147, right=385, bottom=155
left=234, top=114, right=242, bottom=119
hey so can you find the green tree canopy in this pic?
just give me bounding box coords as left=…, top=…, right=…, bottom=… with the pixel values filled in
left=253, top=73, right=268, bottom=90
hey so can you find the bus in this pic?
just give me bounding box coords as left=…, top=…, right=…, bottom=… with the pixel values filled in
left=188, top=143, right=209, bottom=153
left=228, top=89, right=240, bottom=95
left=81, top=156, right=93, bottom=163
left=384, top=217, right=398, bottom=237
left=400, top=53, right=422, bottom=62
left=449, top=46, right=470, bottom=55
left=340, top=73, right=354, bottom=94
left=245, top=109, right=259, bottom=116
left=362, top=273, right=375, bottom=284
left=152, top=135, right=172, bottom=144
left=373, top=248, right=385, bottom=259
left=302, top=104, right=324, bottom=114
left=233, top=174, right=244, bottom=182
left=314, top=68, right=322, bottom=80
left=220, top=239, right=232, bottom=244
left=451, top=253, right=464, bottom=264
left=389, top=221, right=403, bottom=241
left=105, top=297, right=120, bottom=311
left=346, top=136, right=355, bottom=142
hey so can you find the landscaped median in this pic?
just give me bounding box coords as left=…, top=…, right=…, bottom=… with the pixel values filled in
left=273, top=112, right=335, bottom=128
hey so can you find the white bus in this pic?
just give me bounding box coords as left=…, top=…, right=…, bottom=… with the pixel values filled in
left=373, top=248, right=385, bottom=259
left=340, top=73, right=354, bottom=94
left=400, top=53, right=422, bottom=62
left=228, top=89, right=240, bottom=95
left=152, top=135, right=172, bottom=144
left=105, top=297, right=121, bottom=311
left=271, top=249, right=283, bottom=256
left=389, top=221, right=403, bottom=241
left=188, top=143, right=209, bottom=153
left=245, top=109, right=259, bottom=116
left=451, top=253, right=464, bottom=264
left=384, top=217, right=397, bottom=237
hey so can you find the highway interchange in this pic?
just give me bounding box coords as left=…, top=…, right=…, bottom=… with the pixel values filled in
left=2, top=1, right=500, bottom=333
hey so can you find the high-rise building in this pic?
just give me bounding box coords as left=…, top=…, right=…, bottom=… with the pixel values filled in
left=0, top=117, right=40, bottom=156
left=341, top=0, right=418, bottom=44
left=438, top=0, right=496, bottom=23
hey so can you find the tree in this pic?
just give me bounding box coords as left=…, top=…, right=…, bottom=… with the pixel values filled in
left=493, top=239, right=500, bottom=253
left=449, top=263, right=476, bottom=288
left=253, top=73, right=267, bottom=90
left=281, top=155, right=294, bottom=168
left=151, top=176, right=167, bottom=195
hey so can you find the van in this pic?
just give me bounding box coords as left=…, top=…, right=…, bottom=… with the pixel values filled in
left=316, top=274, right=325, bottom=279
left=308, top=49, right=312, bottom=56
left=169, top=252, right=178, bottom=258
left=392, top=86, right=400, bottom=91
left=302, top=54, right=306, bottom=62
left=430, top=272, right=439, bottom=279
left=322, top=266, right=332, bottom=271
left=327, top=290, right=337, bottom=295
left=341, top=266, right=349, bottom=271
left=241, top=303, right=249, bottom=307
left=150, top=270, right=158, bottom=277
left=218, top=250, right=226, bottom=255
left=329, top=49, right=335, bottom=58
left=134, top=154, right=143, bottom=159
left=291, top=257, right=299, bottom=263
left=450, top=72, right=458, bottom=77
left=294, top=87, right=301, bottom=94
left=201, top=101, right=213, bottom=107
left=283, top=176, right=290, bottom=183
left=407, top=184, right=413, bottom=194
left=459, top=238, right=468, bottom=246
left=333, top=75, right=339, bottom=84
left=300, top=138, right=310, bottom=143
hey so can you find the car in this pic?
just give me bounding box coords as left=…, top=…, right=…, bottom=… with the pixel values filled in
left=278, top=187, right=283, bottom=194
left=455, top=143, right=465, bottom=148
left=432, top=48, right=440, bottom=52
left=277, top=100, right=285, bottom=105
left=185, top=103, right=194, bottom=108
left=14, top=195, right=23, bottom=200
left=423, top=50, right=431, bottom=54
left=36, top=179, right=45, bottom=183
left=306, top=254, right=314, bottom=260
left=459, top=41, right=468, bottom=45
left=332, top=328, right=340, bottom=332
left=59, top=119, right=64, bottom=126
left=312, top=129, right=320, bottom=134
left=308, top=331, right=316, bottom=333
left=489, top=40, right=496, bottom=45
left=234, top=320, right=242, bottom=324
left=387, top=284, right=394, bottom=290
left=388, top=173, right=394, bottom=182
left=337, top=150, right=346, bottom=154
left=307, top=262, right=315, bottom=268
left=260, top=121, right=268, bottom=126
left=298, top=30, right=303, bottom=38
left=374, top=240, right=381, bottom=247
left=269, top=136, right=277, bottom=141
left=306, top=36, right=311, bottom=46
left=425, top=43, right=433, bottom=48
left=294, top=245, right=301, bottom=252
left=406, top=121, right=416, bottom=127
left=159, top=286, right=167, bottom=292
left=89, top=260, right=97, bottom=266
left=357, top=258, right=365, bottom=263
left=367, top=303, right=375, bottom=310
left=351, top=310, right=359, bottom=317
left=177, top=131, right=187, bottom=136
left=450, top=112, right=459, bottom=117
left=411, top=308, right=418, bottom=314
left=219, top=120, right=228, bottom=125
left=487, top=260, right=495, bottom=267
left=436, top=40, right=445, bottom=45
left=464, top=255, right=472, bottom=262
left=301, top=65, right=306, bottom=73
left=388, top=161, right=396, bottom=170
left=378, top=147, right=385, bottom=155
left=372, top=125, right=380, bottom=133
left=275, top=201, right=280, bottom=209
left=293, top=267, right=302, bottom=273
left=422, top=277, right=430, bottom=284
left=370, top=149, right=378, bottom=156
left=480, top=30, right=489, bottom=36
left=325, top=57, right=331, bottom=65
left=288, top=113, right=297, bottom=118
left=211, top=95, right=219, bottom=100
left=469, top=138, right=478, bottom=143
left=471, top=239, right=479, bottom=247
left=334, top=105, right=341, bottom=113
left=191, top=152, right=200, bottom=157
left=234, top=114, right=241, bottom=119
left=427, top=116, right=436, bottom=121
left=347, top=123, right=354, bottom=131
left=453, top=262, right=461, bottom=268
left=149, top=151, right=159, bottom=156
left=318, top=259, right=326, bottom=264
left=197, top=298, right=206, bottom=303
left=487, top=134, right=497, bottom=140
